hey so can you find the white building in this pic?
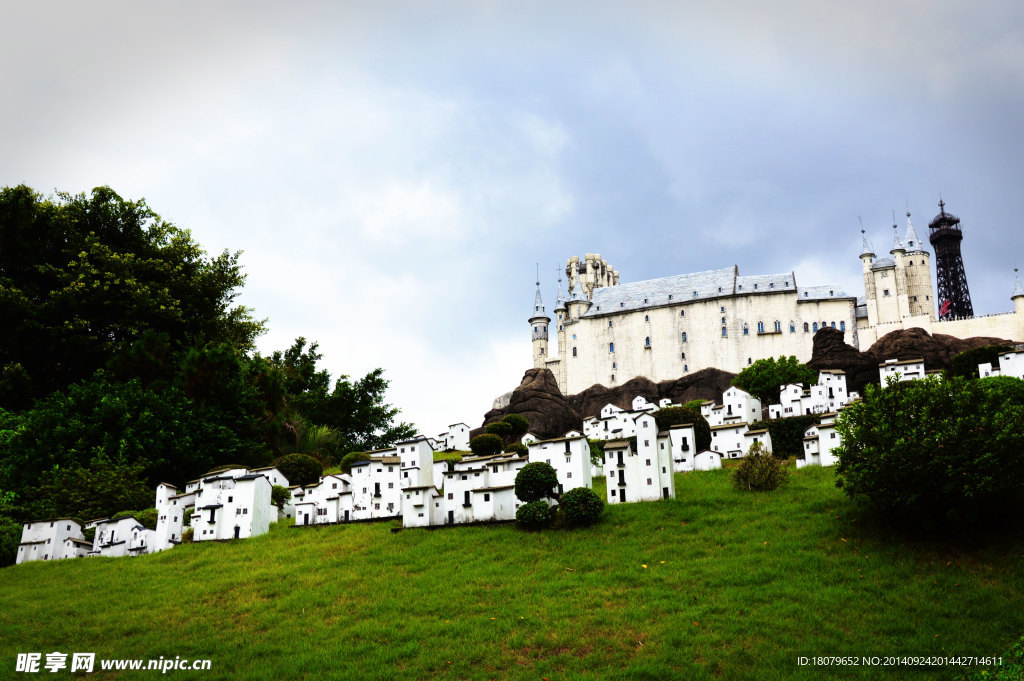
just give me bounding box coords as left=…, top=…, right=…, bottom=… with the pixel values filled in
left=601, top=411, right=676, bottom=505
left=527, top=435, right=593, bottom=496
left=879, top=358, right=926, bottom=383
left=90, top=516, right=150, bottom=558
left=769, top=370, right=853, bottom=418
left=722, top=386, right=762, bottom=425
left=191, top=473, right=274, bottom=542
left=401, top=486, right=444, bottom=527
left=437, top=423, right=471, bottom=451
left=798, top=415, right=843, bottom=468
left=348, top=456, right=402, bottom=521
left=980, top=347, right=1024, bottom=379
left=693, top=450, right=723, bottom=471
left=154, top=483, right=195, bottom=552
left=397, top=436, right=435, bottom=490
left=709, top=422, right=748, bottom=459
left=293, top=474, right=353, bottom=526
left=15, top=519, right=90, bottom=564
left=664, top=423, right=697, bottom=472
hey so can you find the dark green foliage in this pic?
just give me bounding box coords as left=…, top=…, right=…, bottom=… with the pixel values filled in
left=470, top=434, right=503, bottom=458
left=0, top=516, right=21, bottom=567
left=271, top=485, right=291, bottom=510
left=484, top=421, right=513, bottom=438
left=183, top=507, right=194, bottom=526
left=514, top=462, right=559, bottom=502
left=35, top=456, right=155, bottom=522
left=500, top=413, right=530, bottom=440
left=835, top=375, right=1024, bottom=527
left=339, top=451, right=370, bottom=474
left=588, top=439, right=605, bottom=467
left=503, top=442, right=528, bottom=457
left=653, top=406, right=711, bottom=451
left=950, top=345, right=1013, bottom=379
left=732, top=355, right=817, bottom=406
left=558, top=487, right=604, bottom=527
left=763, top=415, right=819, bottom=458
left=515, top=500, right=552, bottom=529
left=112, top=508, right=158, bottom=531
left=273, top=453, right=323, bottom=488
left=732, top=441, right=787, bottom=491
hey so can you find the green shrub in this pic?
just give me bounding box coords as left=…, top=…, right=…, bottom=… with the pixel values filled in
left=501, top=413, right=530, bottom=440
left=271, top=485, right=291, bottom=510
left=732, top=441, right=787, bottom=491
left=339, top=451, right=370, bottom=474
left=732, top=355, right=817, bottom=405
left=181, top=527, right=193, bottom=543
left=112, top=507, right=158, bottom=530
left=0, top=516, right=21, bottom=567
left=503, top=442, right=528, bottom=457
left=950, top=345, right=1013, bottom=379
left=588, top=439, right=605, bottom=467
left=274, top=453, right=323, bottom=487
left=558, top=487, right=604, bottom=527
left=763, top=415, right=819, bottom=458
left=470, top=434, right=504, bottom=457
left=515, top=500, right=552, bottom=530
left=514, top=462, right=559, bottom=502
left=654, top=406, right=711, bottom=451
left=183, top=507, right=194, bottom=527
left=835, top=375, right=1024, bottom=527
left=485, top=421, right=513, bottom=438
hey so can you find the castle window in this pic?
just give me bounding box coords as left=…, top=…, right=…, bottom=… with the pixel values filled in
left=609, top=320, right=613, bottom=327
left=786, top=281, right=790, bottom=287
left=559, top=325, right=562, bottom=331
left=840, top=321, right=846, bottom=331
left=643, top=298, right=648, bottom=303
left=609, top=343, right=615, bottom=353
left=743, top=323, right=749, bottom=335
left=830, top=290, right=834, bottom=296
left=620, top=302, right=624, bottom=307
left=645, top=337, right=651, bottom=347
left=721, top=326, right=728, bottom=337
left=883, top=289, right=890, bottom=297
left=748, top=358, right=753, bottom=365
left=612, top=362, right=616, bottom=369
left=721, top=306, right=725, bottom=313
left=680, top=310, right=685, bottom=317
left=533, top=327, right=537, bottom=333
left=668, top=294, right=673, bottom=300
left=693, top=291, right=697, bottom=297
left=681, top=352, right=686, bottom=359
left=812, top=322, right=818, bottom=332
left=912, top=296, right=917, bottom=301
left=774, top=320, right=782, bottom=332
left=754, top=283, right=758, bottom=289
left=804, top=322, right=809, bottom=332
left=831, top=321, right=836, bottom=328
left=757, top=321, right=764, bottom=334
left=611, top=374, right=615, bottom=382
left=681, top=332, right=687, bottom=342
left=684, top=364, right=688, bottom=371
left=718, top=287, right=722, bottom=293
left=572, top=347, right=577, bottom=357
left=770, top=282, right=775, bottom=288
left=721, top=316, right=726, bottom=324
left=644, top=315, right=649, bottom=322
left=790, top=322, right=795, bottom=333
left=738, top=285, right=742, bottom=290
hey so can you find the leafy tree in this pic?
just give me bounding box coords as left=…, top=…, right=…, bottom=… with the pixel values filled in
left=653, top=406, right=711, bottom=451
left=515, top=500, right=552, bottom=530
left=35, top=455, right=154, bottom=522
left=0, top=185, right=263, bottom=408
left=485, top=421, right=513, bottom=439
left=273, top=453, right=323, bottom=488
left=731, top=355, right=817, bottom=406
left=835, top=375, right=1024, bottom=527
left=558, top=488, right=604, bottom=527
left=470, top=434, right=503, bottom=457
left=514, top=462, right=559, bottom=502
left=271, top=485, right=291, bottom=510
left=501, top=414, right=530, bottom=440
left=732, top=441, right=787, bottom=491
left=762, top=414, right=819, bottom=458
left=588, top=439, right=605, bottom=467
left=950, top=345, right=1013, bottom=380
left=339, top=451, right=370, bottom=474
left=112, top=508, right=158, bottom=531
left=503, top=442, right=528, bottom=457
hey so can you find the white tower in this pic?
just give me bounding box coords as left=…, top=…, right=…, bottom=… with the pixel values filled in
left=528, top=267, right=551, bottom=369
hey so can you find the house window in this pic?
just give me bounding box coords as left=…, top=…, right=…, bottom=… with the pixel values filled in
left=448, top=493, right=453, bottom=500
left=883, top=289, right=890, bottom=296
left=681, top=332, right=687, bottom=342
left=721, top=326, right=727, bottom=337
left=681, top=352, right=686, bottom=359
left=684, top=364, right=688, bottom=371
left=388, top=482, right=394, bottom=488
left=609, top=342, right=614, bottom=353
left=228, top=496, right=233, bottom=503
left=484, top=493, right=491, bottom=501
left=743, top=323, right=749, bottom=335
left=644, top=337, right=651, bottom=347
left=572, top=347, right=577, bottom=357
left=790, top=322, right=795, bottom=333
left=612, top=362, right=617, bottom=369
left=609, top=320, right=613, bottom=327
left=830, top=321, right=836, bottom=328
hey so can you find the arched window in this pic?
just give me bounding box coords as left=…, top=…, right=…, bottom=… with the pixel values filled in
left=774, top=320, right=782, bottom=332
left=612, top=362, right=617, bottom=369
left=572, top=347, right=577, bottom=357
left=830, top=321, right=836, bottom=328
left=812, top=322, right=818, bottom=332
left=722, top=326, right=728, bottom=337
left=644, top=315, right=649, bottom=322
left=680, top=309, right=685, bottom=317
left=644, top=337, right=651, bottom=347
left=684, top=364, right=688, bottom=372
left=681, top=332, right=687, bottom=342
left=803, top=322, right=809, bottom=333
left=840, top=321, right=846, bottom=331
left=757, top=321, right=764, bottom=334
left=790, top=321, right=796, bottom=333
left=681, top=352, right=686, bottom=360
left=609, top=342, right=614, bottom=353
left=743, top=323, right=749, bottom=335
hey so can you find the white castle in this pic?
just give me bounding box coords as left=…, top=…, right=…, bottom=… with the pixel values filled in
left=530, top=207, right=1024, bottom=395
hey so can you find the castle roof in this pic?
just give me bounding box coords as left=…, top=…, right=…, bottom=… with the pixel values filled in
left=870, top=256, right=895, bottom=270
left=903, top=212, right=926, bottom=253
left=1013, top=271, right=1024, bottom=299
left=580, top=266, right=846, bottom=317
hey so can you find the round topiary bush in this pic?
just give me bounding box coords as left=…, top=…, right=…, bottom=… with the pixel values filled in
left=558, top=487, right=604, bottom=527
left=271, top=485, right=292, bottom=510
left=732, top=441, right=787, bottom=491
left=339, top=451, right=370, bottom=474
left=503, top=442, right=528, bottom=457
left=470, top=433, right=504, bottom=457
left=515, top=500, right=552, bottom=530
left=273, top=452, right=323, bottom=487
left=514, top=461, right=559, bottom=502
left=484, top=421, right=513, bottom=438
left=501, top=413, right=530, bottom=439
left=654, top=405, right=712, bottom=451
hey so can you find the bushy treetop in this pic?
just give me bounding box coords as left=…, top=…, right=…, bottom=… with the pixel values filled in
left=731, top=355, right=817, bottom=406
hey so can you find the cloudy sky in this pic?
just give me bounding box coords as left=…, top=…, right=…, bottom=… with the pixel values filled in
left=3, top=1, right=1023, bottom=436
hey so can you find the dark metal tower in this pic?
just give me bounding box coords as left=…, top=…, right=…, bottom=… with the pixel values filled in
left=928, top=199, right=973, bottom=319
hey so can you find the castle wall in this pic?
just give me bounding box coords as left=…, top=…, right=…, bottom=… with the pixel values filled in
left=552, top=291, right=856, bottom=394
left=856, top=310, right=1024, bottom=348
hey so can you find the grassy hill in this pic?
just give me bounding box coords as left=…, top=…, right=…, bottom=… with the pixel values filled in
left=2, top=467, right=1022, bottom=680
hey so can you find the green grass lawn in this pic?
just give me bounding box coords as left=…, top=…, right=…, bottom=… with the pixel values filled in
left=2, top=467, right=1022, bottom=680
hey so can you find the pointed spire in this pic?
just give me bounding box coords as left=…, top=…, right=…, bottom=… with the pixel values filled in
left=859, top=217, right=874, bottom=257
left=1013, top=267, right=1024, bottom=299
left=554, top=264, right=566, bottom=311
left=891, top=215, right=904, bottom=252
left=904, top=204, right=923, bottom=252
left=531, top=262, right=547, bottom=318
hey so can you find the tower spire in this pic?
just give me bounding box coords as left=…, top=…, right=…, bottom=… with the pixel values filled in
left=859, top=216, right=874, bottom=256
left=929, top=197, right=973, bottom=319
left=903, top=203, right=923, bottom=252
left=1013, top=267, right=1024, bottom=299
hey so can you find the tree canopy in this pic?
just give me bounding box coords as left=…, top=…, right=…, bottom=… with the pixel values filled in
left=731, top=355, right=817, bottom=406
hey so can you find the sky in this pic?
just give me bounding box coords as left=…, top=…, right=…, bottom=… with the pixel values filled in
left=3, top=1, right=1023, bottom=437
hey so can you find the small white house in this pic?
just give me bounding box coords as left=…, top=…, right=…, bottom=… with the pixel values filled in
left=798, top=416, right=843, bottom=468
left=722, top=387, right=762, bottom=425
left=191, top=473, right=274, bottom=541
left=693, top=449, right=723, bottom=471
left=527, top=435, right=593, bottom=496
left=879, top=358, right=926, bottom=383
left=444, top=423, right=471, bottom=451
left=154, top=483, right=195, bottom=552
left=665, top=423, right=697, bottom=472
left=397, top=436, right=435, bottom=489
left=16, top=519, right=89, bottom=564
left=91, top=516, right=149, bottom=557
left=401, top=486, right=444, bottom=527
left=348, top=456, right=402, bottom=521
left=709, top=422, right=749, bottom=459
left=743, top=428, right=773, bottom=454
left=470, top=485, right=519, bottom=522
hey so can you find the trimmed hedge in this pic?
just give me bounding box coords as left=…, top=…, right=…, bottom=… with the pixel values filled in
left=654, top=406, right=711, bottom=451
left=503, top=442, right=528, bottom=457
left=763, top=414, right=819, bottom=458
left=514, top=462, right=559, bottom=502
left=515, top=500, right=552, bottom=529
left=485, top=421, right=513, bottom=438
left=501, top=413, right=530, bottom=439
left=558, top=487, right=604, bottom=527
left=470, top=434, right=504, bottom=457
left=274, top=453, right=323, bottom=487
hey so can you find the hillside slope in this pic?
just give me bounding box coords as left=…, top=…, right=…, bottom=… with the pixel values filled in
left=2, top=468, right=1022, bottom=681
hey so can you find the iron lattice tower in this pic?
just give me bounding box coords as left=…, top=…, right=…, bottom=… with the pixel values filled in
left=928, top=199, right=974, bottom=319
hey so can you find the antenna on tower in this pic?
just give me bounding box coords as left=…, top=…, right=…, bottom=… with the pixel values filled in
left=535, top=262, right=540, bottom=287
left=892, top=210, right=897, bottom=228
left=858, top=216, right=864, bottom=234
left=905, top=199, right=911, bottom=219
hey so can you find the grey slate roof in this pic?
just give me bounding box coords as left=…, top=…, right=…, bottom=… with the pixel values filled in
left=797, top=285, right=855, bottom=301
left=871, top=256, right=895, bottom=270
